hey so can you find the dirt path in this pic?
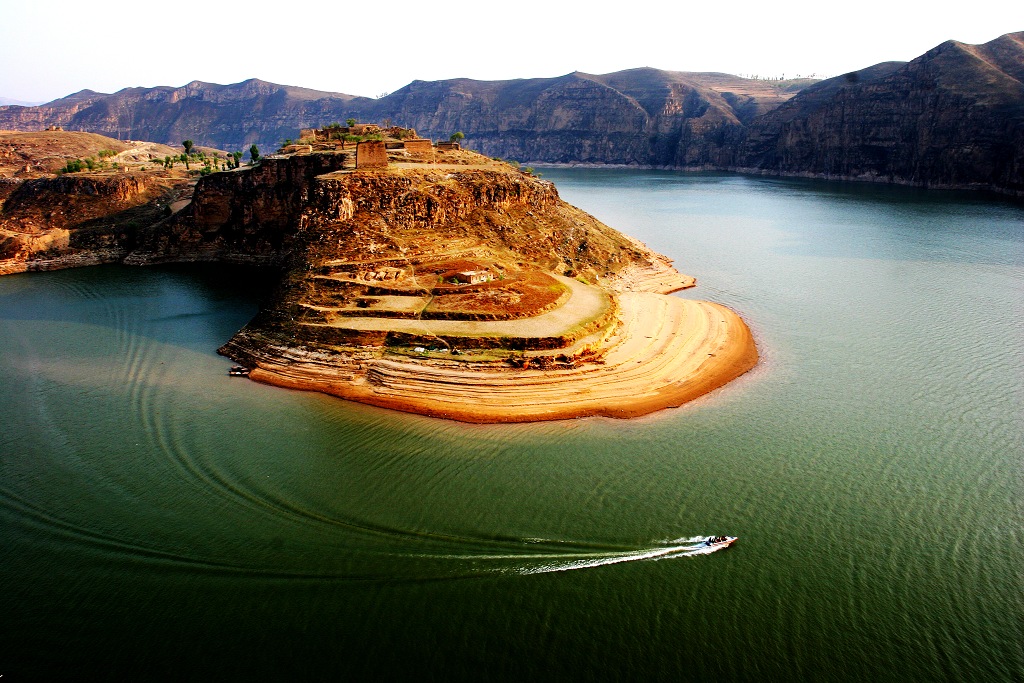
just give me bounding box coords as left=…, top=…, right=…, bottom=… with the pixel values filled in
left=318, top=275, right=610, bottom=339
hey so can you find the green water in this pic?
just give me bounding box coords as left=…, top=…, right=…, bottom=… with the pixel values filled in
left=1, top=171, right=1021, bottom=680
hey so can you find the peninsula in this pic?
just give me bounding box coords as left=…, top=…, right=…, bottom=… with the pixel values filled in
left=0, top=128, right=758, bottom=422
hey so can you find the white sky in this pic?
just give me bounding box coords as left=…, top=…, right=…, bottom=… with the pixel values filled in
left=1, top=0, right=1019, bottom=103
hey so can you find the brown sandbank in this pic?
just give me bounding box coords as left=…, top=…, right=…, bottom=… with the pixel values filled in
left=245, top=294, right=757, bottom=423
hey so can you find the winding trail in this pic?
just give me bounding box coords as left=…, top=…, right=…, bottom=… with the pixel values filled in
left=318, top=275, right=609, bottom=339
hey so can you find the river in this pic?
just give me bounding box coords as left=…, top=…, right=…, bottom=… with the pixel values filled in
left=1, top=169, right=1021, bottom=680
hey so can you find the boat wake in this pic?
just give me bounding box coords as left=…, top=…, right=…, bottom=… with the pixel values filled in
left=509, top=535, right=734, bottom=575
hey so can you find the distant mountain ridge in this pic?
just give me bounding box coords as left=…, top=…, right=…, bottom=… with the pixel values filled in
left=0, top=71, right=810, bottom=165
left=1, top=31, right=1021, bottom=195
left=0, top=97, right=45, bottom=107
left=357, top=69, right=814, bottom=168
left=0, top=79, right=369, bottom=151
left=738, top=32, right=1024, bottom=193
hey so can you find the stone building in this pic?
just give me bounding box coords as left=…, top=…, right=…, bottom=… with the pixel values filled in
left=452, top=269, right=492, bottom=284
left=356, top=140, right=387, bottom=169
left=403, top=139, right=433, bottom=152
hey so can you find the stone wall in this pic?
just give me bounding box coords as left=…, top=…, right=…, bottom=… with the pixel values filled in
left=356, top=141, right=387, bottom=169
left=403, top=139, right=433, bottom=152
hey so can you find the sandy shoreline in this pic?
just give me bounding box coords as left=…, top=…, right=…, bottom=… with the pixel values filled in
left=244, top=293, right=758, bottom=423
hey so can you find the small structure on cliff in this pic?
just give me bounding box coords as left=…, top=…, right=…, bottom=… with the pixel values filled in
left=288, top=123, right=445, bottom=169
left=450, top=269, right=492, bottom=284
left=300, top=123, right=393, bottom=143
left=356, top=140, right=388, bottom=169
left=402, top=139, right=433, bottom=153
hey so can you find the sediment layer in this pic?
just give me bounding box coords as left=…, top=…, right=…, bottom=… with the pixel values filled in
left=204, top=150, right=758, bottom=422
left=231, top=294, right=756, bottom=423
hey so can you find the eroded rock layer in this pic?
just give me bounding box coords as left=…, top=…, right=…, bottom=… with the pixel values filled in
left=0, top=140, right=757, bottom=422
left=209, top=150, right=756, bottom=421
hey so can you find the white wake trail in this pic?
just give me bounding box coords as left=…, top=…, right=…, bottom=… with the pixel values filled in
left=513, top=536, right=727, bottom=575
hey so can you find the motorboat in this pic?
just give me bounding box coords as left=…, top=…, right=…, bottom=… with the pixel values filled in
left=228, top=365, right=250, bottom=377
left=701, top=536, right=737, bottom=549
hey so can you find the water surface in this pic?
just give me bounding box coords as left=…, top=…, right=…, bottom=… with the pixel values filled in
left=1, top=172, right=1021, bottom=680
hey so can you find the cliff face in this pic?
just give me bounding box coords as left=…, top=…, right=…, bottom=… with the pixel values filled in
left=2, top=33, right=1021, bottom=194
left=0, top=173, right=175, bottom=271
left=129, top=153, right=350, bottom=264
left=0, top=146, right=759, bottom=423
left=736, top=33, right=1024, bottom=193
left=206, top=151, right=690, bottom=354
left=356, top=69, right=801, bottom=167
left=0, top=80, right=370, bottom=154
left=0, top=71, right=805, bottom=167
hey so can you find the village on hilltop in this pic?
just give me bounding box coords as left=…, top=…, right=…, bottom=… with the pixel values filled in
left=281, top=122, right=462, bottom=170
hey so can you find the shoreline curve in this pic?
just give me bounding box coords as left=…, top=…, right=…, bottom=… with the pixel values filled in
left=242, top=295, right=758, bottom=424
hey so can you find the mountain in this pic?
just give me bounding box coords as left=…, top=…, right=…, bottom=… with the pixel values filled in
left=0, top=32, right=1021, bottom=194
left=737, top=32, right=1024, bottom=193
left=0, top=71, right=808, bottom=165
left=352, top=69, right=811, bottom=167
left=0, top=79, right=370, bottom=152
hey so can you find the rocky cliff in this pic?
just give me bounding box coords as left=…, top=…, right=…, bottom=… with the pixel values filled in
left=736, top=32, right=1024, bottom=194
left=355, top=69, right=806, bottom=167
left=0, top=144, right=758, bottom=422
left=2, top=33, right=1021, bottom=195
left=128, top=152, right=350, bottom=264
left=0, top=79, right=370, bottom=154
left=0, top=71, right=807, bottom=167
left=0, top=172, right=180, bottom=273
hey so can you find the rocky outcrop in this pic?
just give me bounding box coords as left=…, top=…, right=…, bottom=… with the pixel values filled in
left=358, top=70, right=801, bottom=167
left=735, top=32, right=1024, bottom=195
left=0, top=71, right=807, bottom=168
left=127, top=153, right=351, bottom=264
left=5, top=34, right=1018, bottom=197
left=0, top=144, right=758, bottom=421
left=5, top=173, right=155, bottom=216
left=0, top=80, right=369, bottom=155
left=200, top=150, right=754, bottom=422
left=0, top=172, right=175, bottom=269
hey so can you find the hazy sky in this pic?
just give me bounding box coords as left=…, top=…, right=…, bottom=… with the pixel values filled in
left=1, top=0, right=1018, bottom=103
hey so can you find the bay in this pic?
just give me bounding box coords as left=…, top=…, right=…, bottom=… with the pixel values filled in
left=0, top=170, right=1021, bottom=680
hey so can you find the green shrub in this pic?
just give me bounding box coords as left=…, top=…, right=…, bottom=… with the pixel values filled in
left=59, top=159, right=84, bottom=173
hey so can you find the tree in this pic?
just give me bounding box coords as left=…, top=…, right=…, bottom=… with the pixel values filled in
left=60, top=158, right=84, bottom=173
left=346, top=118, right=356, bottom=127
left=179, top=152, right=189, bottom=170
left=232, top=151, right=242, bottom=168
left=449, top=131, right=465, bottom=144
left=249, top=144, right=260, bottom=164
left=183, top=140, right=194, bottom=156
